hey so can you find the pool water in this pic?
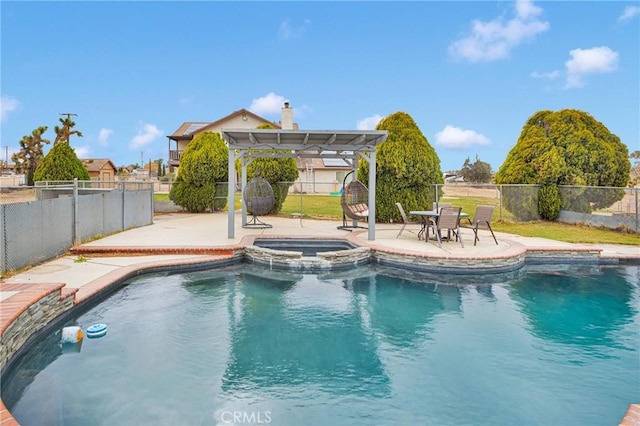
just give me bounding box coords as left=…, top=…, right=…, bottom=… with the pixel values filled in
left=3, top=264, right=639, bottom=426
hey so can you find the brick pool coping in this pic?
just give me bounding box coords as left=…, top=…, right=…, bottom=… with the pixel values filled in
left=1, top=236, right=638, bottom=425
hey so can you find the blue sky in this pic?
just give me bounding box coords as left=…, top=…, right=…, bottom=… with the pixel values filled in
left=1, top=0, right=639, bottom=173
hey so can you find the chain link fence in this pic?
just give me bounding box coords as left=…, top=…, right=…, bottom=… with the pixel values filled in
left=439, top=183, right=638, bottom=232
left=264, top=180, right=639, bottom=233
left=1, top=180, right=153, bottom=275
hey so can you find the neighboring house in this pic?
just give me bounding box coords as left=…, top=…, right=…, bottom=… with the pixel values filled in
left=81, top=158, right=117, bottom=181
left=169, top=103, right=357, bottom=194
left=295, top=157, right=353, bottom=194
left=167, top=104, right=297, bottom=170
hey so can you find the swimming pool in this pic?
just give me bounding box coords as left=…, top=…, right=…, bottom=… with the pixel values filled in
left=3, top=263, right=638, bottom=425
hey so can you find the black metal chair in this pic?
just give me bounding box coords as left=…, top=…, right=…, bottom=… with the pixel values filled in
left=243, top=176, right=274, bottom=229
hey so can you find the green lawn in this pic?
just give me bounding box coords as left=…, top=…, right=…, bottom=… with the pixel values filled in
left=155, top=193, right=639, bottom=245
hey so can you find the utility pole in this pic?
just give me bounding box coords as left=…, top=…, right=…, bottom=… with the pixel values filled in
left=59, top=112, right=78, bottom=121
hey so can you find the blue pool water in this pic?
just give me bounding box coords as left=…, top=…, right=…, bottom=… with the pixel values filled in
left=2, top=263, right=639, bottom=426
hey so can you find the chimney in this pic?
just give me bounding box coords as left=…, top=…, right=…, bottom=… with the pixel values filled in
left=281, top=102, right=294, bottom=130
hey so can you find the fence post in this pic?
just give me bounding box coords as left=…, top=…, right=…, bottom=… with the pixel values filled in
left=499, top=185, right=503, bottom=221
left=1, top=205, right=5, bottom=274
left=73, top=178, right=79, bottom=244
left=634, top=188, right=640, bottom=232
left=122, top=182, right=126, bottom=231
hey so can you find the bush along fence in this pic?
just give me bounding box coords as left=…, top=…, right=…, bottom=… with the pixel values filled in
left=0, top=179, right=154, bottom=275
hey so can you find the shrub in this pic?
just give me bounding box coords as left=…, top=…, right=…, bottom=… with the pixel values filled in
left=34, top=142, right=89, bottom=182
left=242, top=123, right=298, bottom=214
left=358, top=111, right=443, bottom=222
left=495, top=109, right=630, bottom=220
left=538, top=184, right=561, bottom=220
left=169, top=132, right=228, bottom=213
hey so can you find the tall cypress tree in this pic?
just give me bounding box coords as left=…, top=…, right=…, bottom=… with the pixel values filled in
left=495, top=109, right=630, bottom=220
left=358, top=111, right=443, bottom=222
left=169, top=132, right=228, bottom=212
left=34, top=141, right=89, bottom=182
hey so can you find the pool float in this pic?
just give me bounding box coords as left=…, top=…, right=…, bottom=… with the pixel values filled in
left=60, top=326, right=83, bottom=343
left=86, top=323, right=108, bottom=338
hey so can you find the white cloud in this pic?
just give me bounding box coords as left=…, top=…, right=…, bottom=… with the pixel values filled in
left=564, top=46, right=619, bottom=89
left=435, top=125, right=491, bottom=149
left=98, top=128, right=113, bottom=147
left=449, top=0, right=550, bottom=62
left=278, top=18, right=311, bottom=40
left=357, top=115, right=383, bottom=130
left=129, top=123, right=163, bottom=150
left=179, top=96, right=194, bottom=106
left=249, top=92, right=289, bottom=116
left=73, top=145, right=91, bottom=158
left=618, top=6, right=640, bottom=22
left=530, top=70, right=561, bottom=80
left=1, top=95, right=20, bottom=122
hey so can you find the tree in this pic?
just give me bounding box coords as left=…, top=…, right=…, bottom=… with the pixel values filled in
left=169, top=132, right=228, bottom=213
left=243, top=123, right=299, bottom=214
left=358, top=111, right=444, bottom=222
left=495, top=109, right=630, bottom=221
left=54, top=116, right=83, bottom=145
left=459, top=155, right=492, bottom=183
left=630, top=150, right=640, bottom=186
left=12, top=126, right=51, bottom=186
left=33, top=141, right=89, bottom=182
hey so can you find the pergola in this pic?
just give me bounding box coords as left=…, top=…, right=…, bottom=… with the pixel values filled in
left=221, top=129, right=388, bottom=240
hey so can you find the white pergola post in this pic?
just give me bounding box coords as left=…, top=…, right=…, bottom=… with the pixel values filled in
left=368, top=150, right=376, bottom=241
left=227, top=149, right=236, bottom=238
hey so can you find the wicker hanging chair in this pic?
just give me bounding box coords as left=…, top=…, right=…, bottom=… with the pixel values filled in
left=338, top=171, right=369, bottom=230
left=243, top=176, right=275, bottom=229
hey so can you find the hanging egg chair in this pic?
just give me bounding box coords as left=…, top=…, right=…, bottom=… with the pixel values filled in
left=337, top=171, right=369, bottom=230
left=243, top=176, right=275, bottom=229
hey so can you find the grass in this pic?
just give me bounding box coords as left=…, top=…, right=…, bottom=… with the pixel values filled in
left=490, top=221, right=640, bottom=245
left=155, top=192, right=639, bottom=245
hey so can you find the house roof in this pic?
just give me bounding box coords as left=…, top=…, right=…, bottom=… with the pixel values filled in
left=168, top=109, right=281, bottom=140
left=81, top=158, right=117, bottom=172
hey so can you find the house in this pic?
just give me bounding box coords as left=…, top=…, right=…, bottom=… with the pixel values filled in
left=294, top=156, right=353, bottom=194
left=81, top=158, right=117, bottom=181
left=167, top=104, right=297, bottom=170
left=168, top=103, right=356, bottom=194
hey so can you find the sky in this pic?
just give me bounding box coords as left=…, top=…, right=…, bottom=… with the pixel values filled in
left=1, top=0, right=639, bottom=173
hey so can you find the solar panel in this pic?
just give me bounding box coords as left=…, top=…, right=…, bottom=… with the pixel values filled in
left=183, top=123, right=209, bottom=135
left=323, top=158, right=350, bottom=167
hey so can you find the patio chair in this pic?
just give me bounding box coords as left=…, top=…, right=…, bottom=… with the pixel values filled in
left=395, top=202, right=415, bottom=238
left=428, top=206, right=464, bottom=248
left=338, top=172, right=369, bottom=231
left=469, top=205, right=498, bottom=246
left=243, top=176, right=274, bottom=229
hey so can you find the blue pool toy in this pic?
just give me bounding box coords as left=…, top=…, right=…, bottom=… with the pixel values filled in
left=86, top=324, right=107, bottom=338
